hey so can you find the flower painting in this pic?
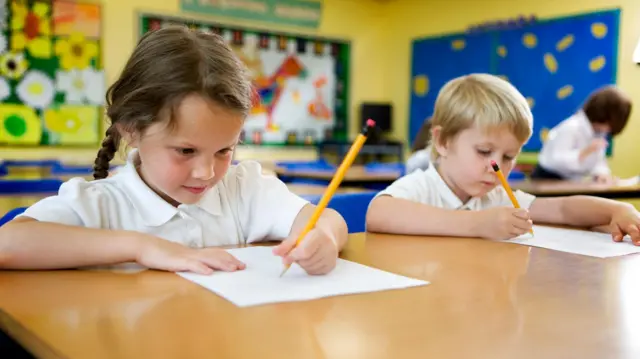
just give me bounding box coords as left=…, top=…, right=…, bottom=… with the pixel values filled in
left=0, top=0, right=103, bottom=146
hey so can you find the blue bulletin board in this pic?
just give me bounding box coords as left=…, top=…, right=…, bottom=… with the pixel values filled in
left=409, top=9, right=620, bottom=153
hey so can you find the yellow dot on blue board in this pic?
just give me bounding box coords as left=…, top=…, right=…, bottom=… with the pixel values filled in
left=557, top=85, right=573, bottom=99
left=591, top=23, right=607, bottom=39
left=526, top=97, right=535, bottom=109
left=589, top=55, right=606, bottom=72
left=413, top=75, right=429, bottom=97
left=556, top=34, right=574, bottom=52
left=522, top=33, right=537, bottom=48
left=540, top=127, right=549, bottom=142
left=451, top=39, right=466, bottom=51
left=544, top=53, right=558, bottom=73
left=497, top=45, right=507, bottom=57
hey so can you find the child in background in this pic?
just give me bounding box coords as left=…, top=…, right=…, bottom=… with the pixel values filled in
left=532, top=86, right=632, bottom=183
left=366, top=74, right=640, bottom=244
left=0, top=26, right=347, bottom=275
left=406, top=119, right=432, bottom=174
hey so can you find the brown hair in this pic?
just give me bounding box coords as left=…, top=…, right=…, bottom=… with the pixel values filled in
left=411, top=118, right=432, bottom=153
left=582, top=85, right=632, bottom=136
left=93, top=26, right=252, bottom=179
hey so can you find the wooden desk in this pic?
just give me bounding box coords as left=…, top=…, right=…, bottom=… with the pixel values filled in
left=274, top=165, right=400, bottom=185
left=511, top=180, right=640, bottom=199
left=1, top=232, right=638, bottom=358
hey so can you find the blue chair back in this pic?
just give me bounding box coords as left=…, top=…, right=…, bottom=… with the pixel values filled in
left=0, top=207, right=27, bottom=227
left=0, top=178, right=63, bottom=194
left=305, top=191, right=378, bottom=233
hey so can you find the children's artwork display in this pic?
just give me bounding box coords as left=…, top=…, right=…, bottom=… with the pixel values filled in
left=0, top=0, right=103, bottom=146
left=409, top=9, right=619, bottom=153
left=140, top=14, right=350, bottom=146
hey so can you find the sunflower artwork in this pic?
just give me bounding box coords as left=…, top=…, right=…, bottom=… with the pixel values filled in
left=0, top=0, right=103, bottom=146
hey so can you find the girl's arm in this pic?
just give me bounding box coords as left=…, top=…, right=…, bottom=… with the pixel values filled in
left=0, top=217, right=146, bottom=270
left=366, top=195, right=485, bottom=237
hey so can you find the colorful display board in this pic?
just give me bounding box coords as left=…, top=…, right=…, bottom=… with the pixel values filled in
left=0, top=0, right=103, bottom=146
left=140, top=13, right=350, bottom=146
left=409, top=9, right=619, bottom=153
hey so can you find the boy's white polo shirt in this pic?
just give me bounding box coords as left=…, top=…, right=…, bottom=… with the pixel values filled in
left=376, top=165, right=536, bottom=210
left=19, top=160, right=309, bottom=247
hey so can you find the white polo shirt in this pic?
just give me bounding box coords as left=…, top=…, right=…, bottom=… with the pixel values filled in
left=538, top=110, right=611, bottom=179
left=376, top=165, right=536, bottom=211
left=19, top=160, right=309, bottom=247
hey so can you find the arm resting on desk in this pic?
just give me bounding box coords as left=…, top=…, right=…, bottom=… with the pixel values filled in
left=0, top=217, right=143, bottom=270
left=366, top=195, right=484, bottom=237
left=529, top=195, right=632, bottom=229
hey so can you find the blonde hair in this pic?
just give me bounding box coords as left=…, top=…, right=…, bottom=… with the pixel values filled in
left=429, top=73, right=533, bottom=160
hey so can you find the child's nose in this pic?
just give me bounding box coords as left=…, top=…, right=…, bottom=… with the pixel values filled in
left=192, top=160, right=215, bottom=180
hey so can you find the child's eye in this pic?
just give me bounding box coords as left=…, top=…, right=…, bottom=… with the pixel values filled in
left=503, top=155, right=515, bottom=161
left=476, top=149, right=491, bottom=156
left=217, top=148, right=234, bottom=156
left=176, top=148, right=195, bottom=156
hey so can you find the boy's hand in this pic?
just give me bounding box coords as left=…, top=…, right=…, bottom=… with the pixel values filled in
left=610, top=206, right=640, bottom=245
left=478, top=207, right=533, bottom=241
left=135, top=235, right=246, bottom=275
left=272, top=227, right=338, bottom=275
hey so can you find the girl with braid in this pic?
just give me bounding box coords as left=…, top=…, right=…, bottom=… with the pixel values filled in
left=0, top=26, right=347, bottom=275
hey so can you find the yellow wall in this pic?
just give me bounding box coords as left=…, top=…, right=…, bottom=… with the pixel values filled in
left=387, top=0, right=640, bottom=177
left=3, top=0, right=389, bottom=164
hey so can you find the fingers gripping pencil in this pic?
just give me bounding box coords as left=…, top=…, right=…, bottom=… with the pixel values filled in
left=279, top=119, right=377, bottom=277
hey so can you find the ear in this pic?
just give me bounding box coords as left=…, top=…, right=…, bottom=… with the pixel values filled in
left=115, top=123, right=140, bottom=148
left=431, top=125, right=449, bottom=158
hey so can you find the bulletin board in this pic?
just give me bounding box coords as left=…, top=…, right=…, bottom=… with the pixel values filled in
left=409, top=9, right=620, bottom=153
left=0, top=0, right=104, bottom=147
left=139, top=13, right=351, bottom=147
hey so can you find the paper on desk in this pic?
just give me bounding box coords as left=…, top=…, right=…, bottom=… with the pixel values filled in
left=498, top=225, right=640, bottom=258
left=177, top=246, right=428, bottom=307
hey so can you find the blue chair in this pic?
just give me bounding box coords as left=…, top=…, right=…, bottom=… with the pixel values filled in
left=303, top=191, right=378, bottom=233
left=364, top=162, right=406, bottom=176
left=0, top=207, right=27, bottom=227
left=0, top=178, right=63, bottom=194
left=508, top=169, right=526, bottom=181
left=276, top=159, right=336, bottom=185
left=50, top=162, right=93, bottom=176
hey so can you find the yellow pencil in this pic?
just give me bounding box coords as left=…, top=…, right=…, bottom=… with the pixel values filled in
left=279, top=119, right=377, bottom=277
left=490, top=160, right=534, bottom=236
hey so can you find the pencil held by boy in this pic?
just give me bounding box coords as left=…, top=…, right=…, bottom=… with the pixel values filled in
left=366, top=74, right=640, bottom=244
left=532, top=86, right=632, bottom=183
left=0, top=26, right=347, bottom=274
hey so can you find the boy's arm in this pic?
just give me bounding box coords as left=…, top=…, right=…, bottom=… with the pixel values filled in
left=0, top=217, right=145, bottom=269
left=366, top=195, right=483, bottom=237
left=528, top=195, right=631, bottom=228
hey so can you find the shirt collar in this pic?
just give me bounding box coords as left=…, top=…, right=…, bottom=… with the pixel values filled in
left=115, top=151, right=223, bottom=227
left=424, top=165, right=482, bottom=210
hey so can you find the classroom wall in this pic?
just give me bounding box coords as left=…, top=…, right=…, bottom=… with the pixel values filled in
left=3, top=0, right=389, bottom=164
left=387, top=0, right=640, bottom=177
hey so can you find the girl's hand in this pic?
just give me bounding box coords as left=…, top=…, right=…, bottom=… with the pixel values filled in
left=272, top=227, right=338, bottom=275
left=135, top=235, right=246, bottom=275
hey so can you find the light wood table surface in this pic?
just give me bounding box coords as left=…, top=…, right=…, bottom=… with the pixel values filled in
left=2, top=231, right=639, bottom=359
left=511, top=180, right=640, bottom=199
left=274, top=165, right=401, bottom=183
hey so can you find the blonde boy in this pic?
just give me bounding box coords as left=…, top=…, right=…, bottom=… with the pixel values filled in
left=366, top=74, right=640, bottom=243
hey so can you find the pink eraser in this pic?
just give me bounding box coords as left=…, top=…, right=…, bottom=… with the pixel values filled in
left=366, top=119, right=376, bottom=127
left=490, top=160, right=497, bottom=166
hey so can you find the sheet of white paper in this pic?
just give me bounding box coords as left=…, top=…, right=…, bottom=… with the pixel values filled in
left=498, top=225, right=640, bottom=258
left=177, top=246, right=428, bottom=307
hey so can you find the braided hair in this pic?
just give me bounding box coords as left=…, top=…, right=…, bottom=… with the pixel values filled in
left=92, top=25, right=253, bottom=180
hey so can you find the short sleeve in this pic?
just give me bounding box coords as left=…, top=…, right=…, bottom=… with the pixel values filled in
left=232, top=161, right=309, bottom=242
left=375, top=171, right=435, bottom=204
left=18, top=177, right=111, bottom=228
